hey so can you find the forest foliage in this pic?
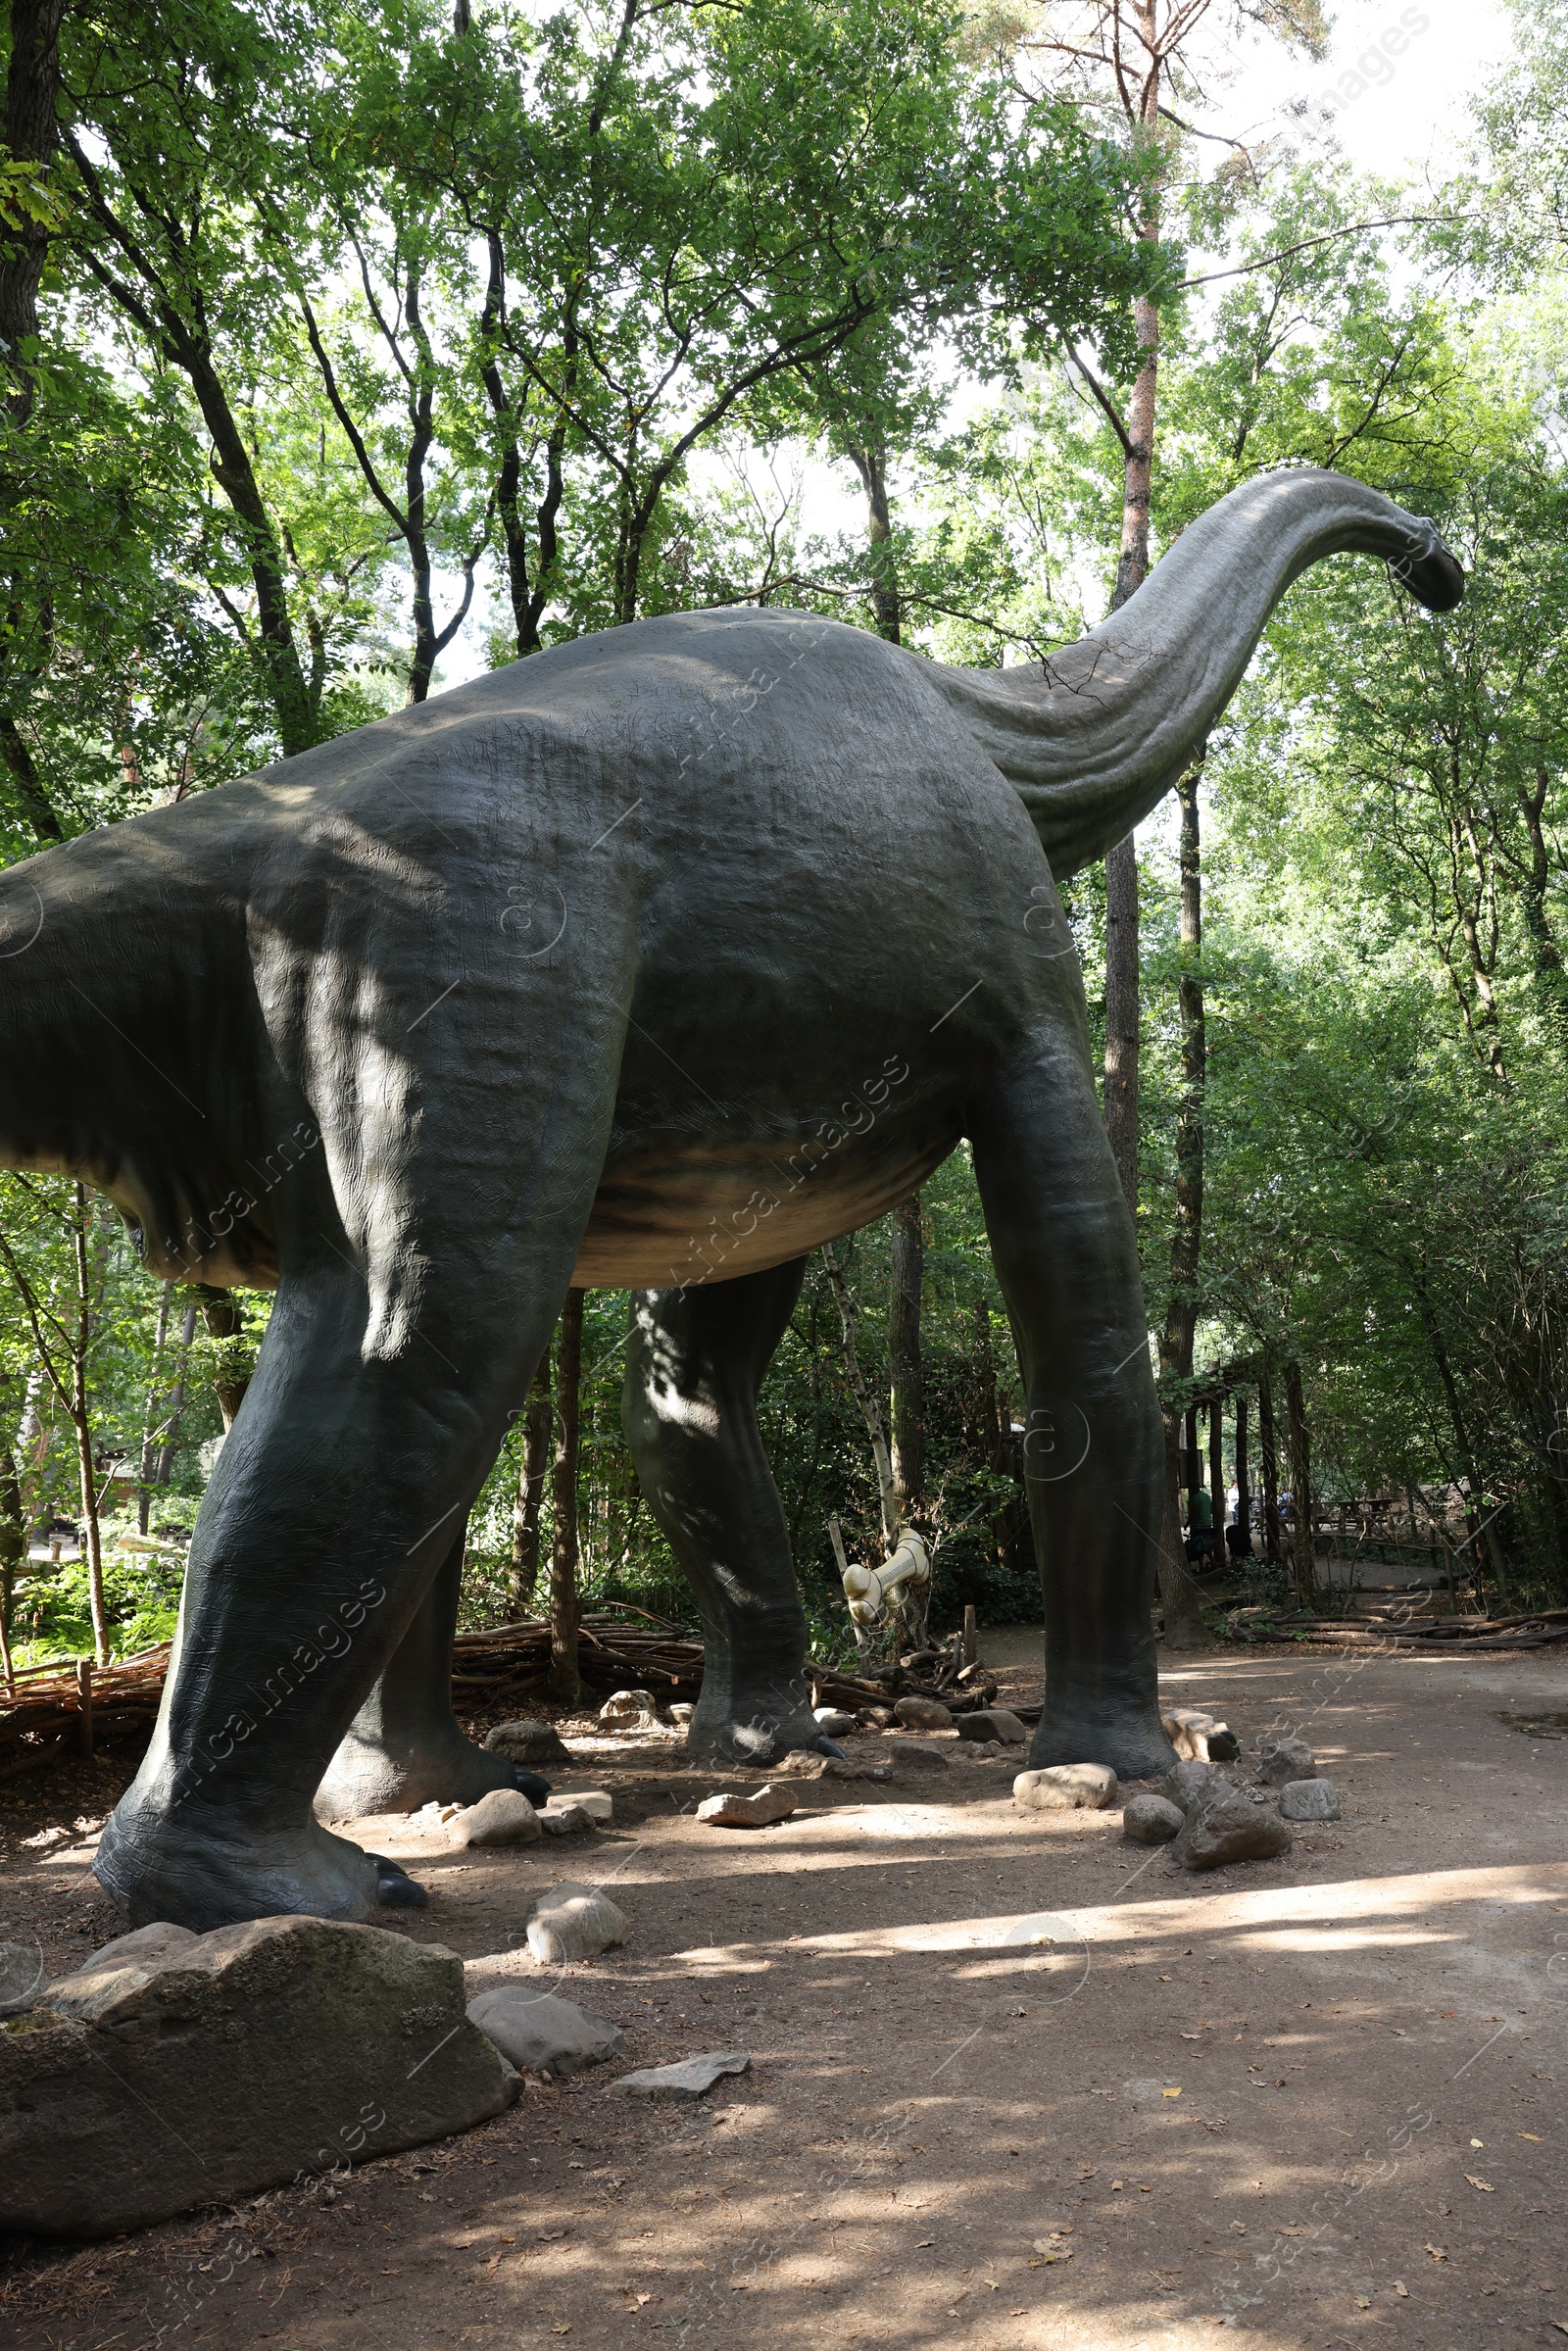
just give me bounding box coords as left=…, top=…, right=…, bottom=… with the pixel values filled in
left=3, top=0, right=1567, bottom=1668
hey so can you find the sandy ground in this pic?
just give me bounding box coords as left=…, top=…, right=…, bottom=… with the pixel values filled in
left=3, top=1629, right=1567, bottom=2351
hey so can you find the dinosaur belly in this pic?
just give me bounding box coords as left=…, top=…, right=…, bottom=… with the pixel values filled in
left=571, top=1122, right=960, bottom=1290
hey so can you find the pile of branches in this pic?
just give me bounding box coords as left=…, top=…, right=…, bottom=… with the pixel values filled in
left=0, top=1611, right=1002, bottom=1782
left=1225, top=1604, right=1568, bottom=1653
left=0, top=1648, right=168, bottom=1784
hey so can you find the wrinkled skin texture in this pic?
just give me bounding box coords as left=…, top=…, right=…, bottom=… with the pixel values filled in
left=0, top=470, right=1461, bottom=1929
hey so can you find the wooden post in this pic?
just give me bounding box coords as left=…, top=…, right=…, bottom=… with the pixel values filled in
left=75, top=1656, right=93, bottom=1758
left=962, top=1603, right=977, bottom=1666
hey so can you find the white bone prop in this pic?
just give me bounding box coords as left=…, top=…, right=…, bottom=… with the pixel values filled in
left=842, top=1531, right=931, bottom=1627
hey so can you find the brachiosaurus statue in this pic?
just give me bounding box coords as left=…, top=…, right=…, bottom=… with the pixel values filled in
left=0, top=468, right=1462, bottom=1929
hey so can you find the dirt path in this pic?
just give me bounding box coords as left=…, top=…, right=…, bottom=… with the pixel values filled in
left=3, top=1633, right=1567, bottom=2351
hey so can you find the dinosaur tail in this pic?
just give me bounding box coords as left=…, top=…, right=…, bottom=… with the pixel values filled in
left=931, top=467, right=1463, bottom=879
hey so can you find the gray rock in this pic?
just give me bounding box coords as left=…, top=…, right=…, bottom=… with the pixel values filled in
left=1171, top=1790, right=1294, bottom=1872
left=893, top=1694, right=954, bottom=1731
left=957, top=1708, right=1028, bottom=1743
left=1280, top=1777, right=1342, bottom=1821
left=483, top=1718, right=572, bottom=1768
left=608, top=2052, right=751, bottom=2098
left=1256, top=1735, right=1316, bottom=1787
left=466, top=1988, right=624, bottom=2078
left=858, top=1705, right=897, bottom=1729
left=1158, top=1759, right=1232, bottom=1814
left=525, top=1883, right=630, bottom=1966
left=1013, top=1762, right=1118, bottom=1811
left=886, top=1738, right=951, bottom=1772
left=2, top=1916, right=514, bottom=2237
left=812, top=1707, right=856, bottom=1737
left=696, top=1784, right=796, bottom=1828
left=1122, top=1792, right=1184, bottom=1844
left=447, top=1788, right=543, bottom=1847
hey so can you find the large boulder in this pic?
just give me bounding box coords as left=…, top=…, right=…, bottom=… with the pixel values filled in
left=484, top=1719, right=572, bottom=1768
left=0, top=1917, right=514, bottom=2238
left=1013, top=1763, right=1118, bottom=1812
left=466, top=1988, right=623, bottom=2078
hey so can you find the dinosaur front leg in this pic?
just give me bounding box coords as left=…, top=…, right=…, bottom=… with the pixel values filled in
left=623, top=1260, right=833, bottom=1768
left=92, top=1255, right=573, bottom=1932
left=970, top=1041, right=1179, bottom=1783
left=314, top=1521, right=551, bottom=1821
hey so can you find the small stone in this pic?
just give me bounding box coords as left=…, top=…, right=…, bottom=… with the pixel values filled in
left=1255, top=1735, right=1316, bottom=1787
left=447, top=1788, right=543, bottom=1848
left=608, top=2052, right=751, bottom=2099
left=599, top=1690, right=659, bottom=1729
left=525, top=1883, right=630, bottom=1966
left=539, top=1803, right=595, bottom=1837
left=5, top=1918, right=513, bottom=2237
left=1280, top=1777, right=1342, bottom=1821
left=554, top=1788, right=612, bottom=1824
left=466, top=1989, right=624, bottom=2079
left=822, top=1757, right=891, bottom=1783
left=1158, top=1760, right=1232, bottom=1814
left=668, top=1703, right=694, bottom=1725
left=1171, top=1790, right=1294, bottom=1871
left=857, top=1705, right=897, bottom=1729
left=1122, top=1792, right=1184, bottom=1845
left=812, top=1707, right=856, bottom=1737
left=893, top=1694, right=954, bottom=1731
left=1013, top=1763, right=1118, bottom=1812
left=885, top=1738, right=951, bottom=1772
left=695, top=1785, right=796, bottom=1829
left=957, top=1709, right=1028, bottom=1743
left=483, top=1719, right=572, bottom=1768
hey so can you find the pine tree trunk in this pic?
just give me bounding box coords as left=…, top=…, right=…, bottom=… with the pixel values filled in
left=888, top=1196, right=924, bottom=1520
left=1258, top=1366, right=1282, bottom=1564
left=512, top=1351, right=554, bottom=1612
left=1284, top=1358, right=1314, bottom=1605
left=548, top=1291, right=584, bottom=1704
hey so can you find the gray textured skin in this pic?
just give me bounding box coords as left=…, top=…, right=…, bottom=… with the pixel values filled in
left=0, top=469, right=1461, bottom=1931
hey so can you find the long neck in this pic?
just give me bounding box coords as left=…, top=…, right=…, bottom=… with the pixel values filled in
left=932, top=468, right=1459, bottom=877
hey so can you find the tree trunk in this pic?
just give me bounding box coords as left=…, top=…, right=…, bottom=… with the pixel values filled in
left=136, top=1282, right=172, bottom=1534
left=152, top=1298, right=199, bottom=1494
left=511, top=1351, right=554, bottom=1612
left=1258, top=1366, right=1282, bottom=1564
left=1234, top=1391, right=1250, bottom=1552
left=193, top=1285, right=251, bottom=1430
left=822, top=1244, right=899, bottom=1545
left=548, top=1291, right=584, bottom=1704
left=888, top=1195, right=924, bottom=1520
left=1102, top=831, right=1140, bottom=1208
left=0, top=0, right=66, bottom=430
left=1155, top=758, right=1208, bottom=1644
left=845, top=438, right=901, bottom=646
left=0, top=1412, right=24, bottom=1684
left=1183, top=1404, right=1200, bottom=1524
left=1283, top=1358, right=1314, bottom=1605
left=71, top=1186, right=109, bottom=1667
left=1208, top=1397, right=1225, bottom=1544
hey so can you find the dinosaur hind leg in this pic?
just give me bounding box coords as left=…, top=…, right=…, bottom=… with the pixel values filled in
left=314, top=1521, right=551, bottom=1821
left=622, top=1258, right=833, bottom=1768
